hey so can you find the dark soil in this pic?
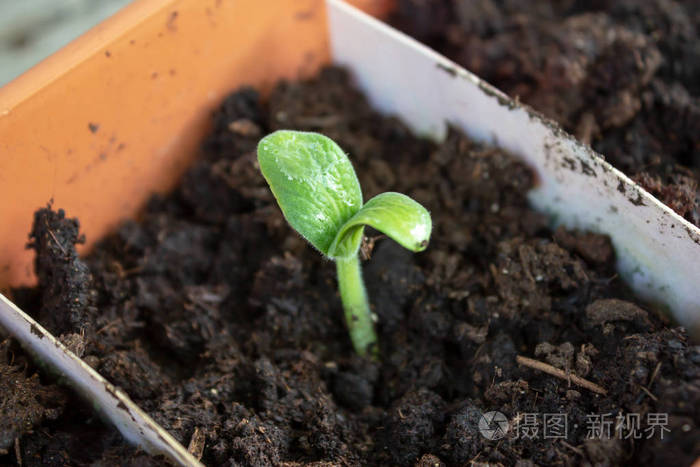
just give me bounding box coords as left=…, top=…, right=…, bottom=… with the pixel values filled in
left=391, top=0, right=700, bottom=226
left=3, top=67, right=700, bottom=466
left=0, top=335, right=154, bottom=466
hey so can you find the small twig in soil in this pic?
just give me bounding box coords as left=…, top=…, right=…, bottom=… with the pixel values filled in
left=14, top=437, right=22, bottom=466
left=47, top=228, right=67, bottom=255
left=469, top=342, right=486, bottom=364
left=638, top=361, right=662, bottom=402
left=111, top=261, right=142, bottom=279
left=560, top=440, right=584, bottom=457
left=648, top=362, right=662, bottom=387
left=591, top=273, right=618, bottom=285
left=518, top=245, right=536, bottom=284
left=96, top=319, right=121, bottom=335
left=639, top=385, right=658, bottom=402
left=516, top=355, right=607, bottom=395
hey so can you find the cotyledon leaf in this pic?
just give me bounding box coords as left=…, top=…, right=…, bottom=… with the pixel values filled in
left=257, top=130, right=363, bottom=255
left=328, top=192, right=432, bottom=259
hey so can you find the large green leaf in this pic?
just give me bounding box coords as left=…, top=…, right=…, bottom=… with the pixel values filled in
left=328, top=192, right=432, bottom=258
left=257, top=130, right=363, bottom=255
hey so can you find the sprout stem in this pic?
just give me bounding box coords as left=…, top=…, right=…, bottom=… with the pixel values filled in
left=336, top=255, right=378, bottom=358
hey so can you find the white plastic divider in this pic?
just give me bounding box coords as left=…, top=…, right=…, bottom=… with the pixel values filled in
left=0, top=293, right=203, bottom=467
left=328, top=0, right=700, bottom=335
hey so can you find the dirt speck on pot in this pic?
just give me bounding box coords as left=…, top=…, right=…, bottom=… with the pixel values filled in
left=6, top=66, right=700, bottom=466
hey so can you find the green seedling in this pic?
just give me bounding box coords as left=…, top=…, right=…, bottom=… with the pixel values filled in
left=257, top=130, right=432, bottom=358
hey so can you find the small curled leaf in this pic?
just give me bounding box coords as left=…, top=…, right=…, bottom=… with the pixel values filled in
left=328, top=192, right=432, bottom=259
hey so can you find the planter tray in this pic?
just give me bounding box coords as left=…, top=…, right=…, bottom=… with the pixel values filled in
left=0, top=0, right=699, bottom=465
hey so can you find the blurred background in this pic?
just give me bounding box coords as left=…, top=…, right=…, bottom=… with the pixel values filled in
left=0, top=0, right=133, bottom=85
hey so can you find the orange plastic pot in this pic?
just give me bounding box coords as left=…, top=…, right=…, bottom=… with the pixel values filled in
left=0, top=0, right=394, bottom=292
